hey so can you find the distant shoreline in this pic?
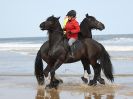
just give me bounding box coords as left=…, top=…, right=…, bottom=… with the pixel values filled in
left=0, top=33, right=133, bottom=39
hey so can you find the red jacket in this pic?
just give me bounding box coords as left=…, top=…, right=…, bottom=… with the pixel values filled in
left=64, top=18, right=80, bottom=39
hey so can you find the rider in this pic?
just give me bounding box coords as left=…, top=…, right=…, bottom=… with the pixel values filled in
left=63, top=10, right=80, bottom=57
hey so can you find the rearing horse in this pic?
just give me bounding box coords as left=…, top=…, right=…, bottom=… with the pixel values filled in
left=35, top=15, right=113, bottom=88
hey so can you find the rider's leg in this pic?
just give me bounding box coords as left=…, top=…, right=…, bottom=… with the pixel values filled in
left=68, top=38, right=76, bottom=57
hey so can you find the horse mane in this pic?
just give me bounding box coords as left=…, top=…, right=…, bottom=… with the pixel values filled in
left=47, top=16, right=63, bottom=33
left=46, top=16, right=64, bottom=49
left=88, top=16, right=96, bottom=20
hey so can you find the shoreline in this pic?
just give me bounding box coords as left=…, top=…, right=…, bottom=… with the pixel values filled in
left=0, top=74, right=133, bottom=77
left=0, top=75, right=133, bottom=99
left=0, top=50, right=133, bottom=75
left=0, top=48, right=133, bottom=98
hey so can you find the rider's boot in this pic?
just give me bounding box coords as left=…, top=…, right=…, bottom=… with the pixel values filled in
left=69, top=46, right=74, bottom=58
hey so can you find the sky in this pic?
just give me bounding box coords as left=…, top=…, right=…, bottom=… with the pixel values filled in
left=0, top=0, right=133, bottom=38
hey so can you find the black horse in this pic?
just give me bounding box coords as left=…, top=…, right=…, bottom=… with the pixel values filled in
left=35, top=14, right=105, bottom=85
left=35, top=15, right=113, bottom=88
left=79, top=14, right=105, bottom=39
left=79, top=14, right=105, bottom=82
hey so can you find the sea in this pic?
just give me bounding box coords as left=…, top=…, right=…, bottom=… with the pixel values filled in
left=0, top=34, right=133, bottom=76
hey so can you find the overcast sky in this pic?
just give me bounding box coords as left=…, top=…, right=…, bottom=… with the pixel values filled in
left=0, top=0, right=133, bottom=38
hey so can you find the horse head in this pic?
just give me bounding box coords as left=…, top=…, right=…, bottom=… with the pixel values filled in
left=85, top=14, right=105, bottom=31
left=40, top=15, right=60, bottom=31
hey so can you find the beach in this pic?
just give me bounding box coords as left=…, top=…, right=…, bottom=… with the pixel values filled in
left=0, top=75, right=133, bottom=99
left=0, top=35, right=133, bottom=99
left=0, top=51, right=133, bottom=99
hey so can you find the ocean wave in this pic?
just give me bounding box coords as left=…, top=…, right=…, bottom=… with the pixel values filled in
left=104, top=45, right=133, bottom=51
left=0, top=43, right=133, bottom=52
left=111, top=56, right=133, bottom=60
left=100, top=37, right=133, bottom=45
left=0, top=43, right=41, bottom=50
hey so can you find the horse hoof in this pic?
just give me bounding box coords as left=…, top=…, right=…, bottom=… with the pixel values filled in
left=37, top=76, right=44, bottom=85
left=59, top=79, right=63, bottom=84
left=81, top=77, right=88, bottom=84
left=50, top=80, right=60, bottom=88
left=88, top=80, right=97, bottom=86
left=46, top=82, right=58, bottom=89
left=38, top=81, right=44, bottom=86
left=97, top=78, right=105, bottom=85
left=46, top=84, right=53, bottom=89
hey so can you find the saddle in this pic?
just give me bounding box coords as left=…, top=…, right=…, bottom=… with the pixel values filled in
left=63, top=39, right=82, bottom=52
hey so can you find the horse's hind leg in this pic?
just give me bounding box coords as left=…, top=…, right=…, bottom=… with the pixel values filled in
left=89, top=62, right=105, bottom=86
left=96, top=63, right=105, bottom=85
left=81, top=59, right=91, bottom=83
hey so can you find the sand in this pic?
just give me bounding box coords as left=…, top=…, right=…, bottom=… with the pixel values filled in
left=0, top=75, right=133, bottom=99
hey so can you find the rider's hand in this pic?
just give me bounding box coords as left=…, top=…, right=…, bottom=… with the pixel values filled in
left=68, top=30, right=72, bottom=34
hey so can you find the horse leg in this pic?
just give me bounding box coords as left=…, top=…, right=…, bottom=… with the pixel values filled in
left=47, top=60, right=63, bottom=88
left=89, top=65, right=98, bottom=86
left=96, top=63, right=105, bottom=85
left=43, top=61, right=57, bottom=86
left=43, top=64, right=51, bottom=77
left=46, top=71, right=62, bottom=89
left=46, top=71, right=63, bottom=89
left=89, top=62, right=105, bottom=85
left=89, top=59, right=100, bottom=86
left=81, top=59, right=91, bottom=83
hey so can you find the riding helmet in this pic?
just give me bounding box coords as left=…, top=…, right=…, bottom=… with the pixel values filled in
left=66, top=10, right=76, bottom=17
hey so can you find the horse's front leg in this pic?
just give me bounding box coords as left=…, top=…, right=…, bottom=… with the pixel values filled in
left=89, top=64, right=98, bottom=86
left=47, top=59, right=63, bottom=88
left=43, top=65, right=51, bottom=77
left=43, top=62, right=54, bottom=86
left=95, top=63, right=105, bottom=85
left=81, top=59, right=91, bottom=84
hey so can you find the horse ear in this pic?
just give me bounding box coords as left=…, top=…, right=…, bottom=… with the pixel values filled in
left=86, top=13, right=89, bottom=18
left=56, top=17, right=60, bottom=20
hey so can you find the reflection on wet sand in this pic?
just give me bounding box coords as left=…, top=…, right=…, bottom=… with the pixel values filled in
left=36, top=86, right=115, bottom=99
left=0, top=76, right=132, bottom=99
left=84, top=93, right=114, bottom=99
left=36, top=87, right=59, bottom=99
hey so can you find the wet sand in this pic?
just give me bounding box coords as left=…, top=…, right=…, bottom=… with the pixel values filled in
left=0, top=75, right=133, bottom=99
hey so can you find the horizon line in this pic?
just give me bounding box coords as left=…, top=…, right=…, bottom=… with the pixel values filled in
left=0, top=33, right=133, bottom=39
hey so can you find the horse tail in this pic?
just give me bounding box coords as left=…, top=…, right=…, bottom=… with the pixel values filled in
left=35, top=50, right=44, bottom=85
left=100, top=45, right=114, bottom=82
